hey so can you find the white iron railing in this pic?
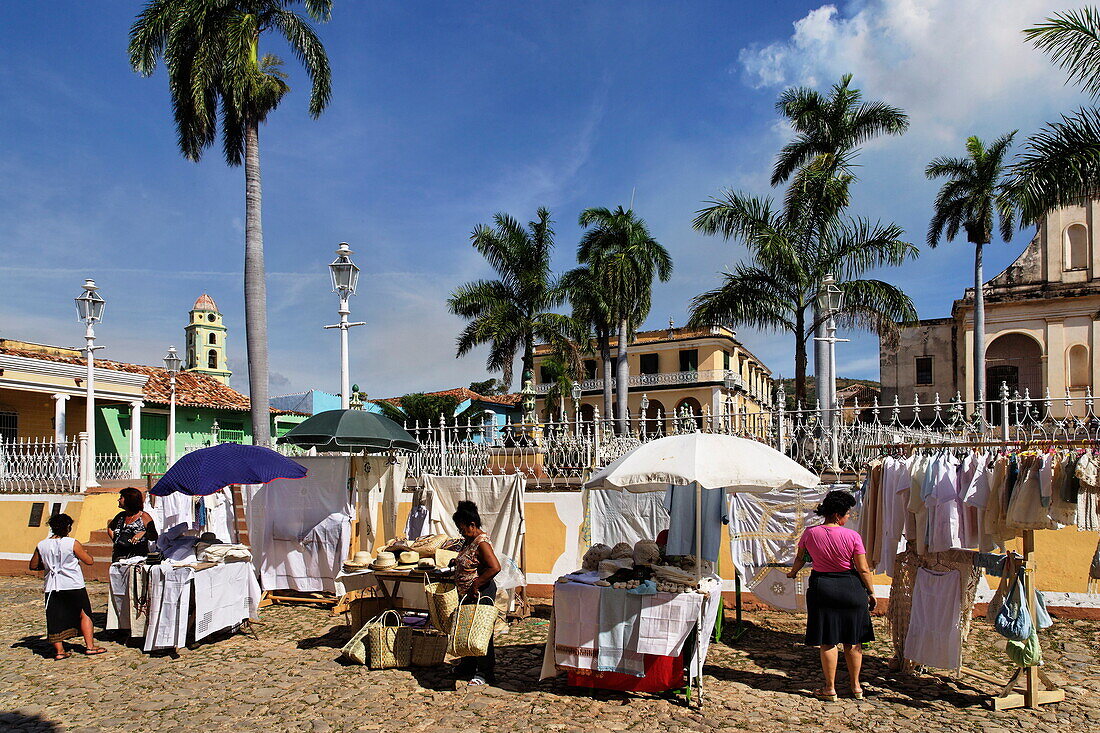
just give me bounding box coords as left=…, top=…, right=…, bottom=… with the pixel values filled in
left=0, top=438, right=81, bottom=493
left=535, top=369, right=752, bottom=394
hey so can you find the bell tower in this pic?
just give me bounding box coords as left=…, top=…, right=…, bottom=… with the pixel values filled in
left=184, top=293, right=231, bottom=384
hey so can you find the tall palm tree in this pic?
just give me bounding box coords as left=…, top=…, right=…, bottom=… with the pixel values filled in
left=689, top=187, right=918, bottom=403
left=129, top=0, right=333, bottom=446
left=577, top=206, right=673, bottom=433
left=926, top=133, right=1018, bottom=408
left=561, top=264, right=615, bottom=420
left=1016, top=8, right=1100, bottom=220
left=448, top=208, right=576, bottom=389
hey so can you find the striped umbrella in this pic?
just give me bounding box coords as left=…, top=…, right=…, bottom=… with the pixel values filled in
left=150, top=443, right=307, bottom=496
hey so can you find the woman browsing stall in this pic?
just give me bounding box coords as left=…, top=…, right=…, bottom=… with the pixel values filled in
left=107, top=487, right=158, bottom=562
left=451, top=501, right=501, bottom=687
left=787, top=490, right=875, bottom=701
left=28, top=514, right=105, bottom=660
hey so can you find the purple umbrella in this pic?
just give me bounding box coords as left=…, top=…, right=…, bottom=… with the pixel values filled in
left=151, top=443, right=307, bottom=496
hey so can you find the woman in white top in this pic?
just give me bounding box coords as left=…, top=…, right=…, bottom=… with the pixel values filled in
left=28, top=513, right=104, bottom=659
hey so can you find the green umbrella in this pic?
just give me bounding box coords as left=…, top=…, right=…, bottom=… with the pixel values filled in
left=277, top=409, right=420, bottom=452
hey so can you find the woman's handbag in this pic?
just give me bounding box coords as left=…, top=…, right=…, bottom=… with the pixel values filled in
left=367, top=610, right=412, bottom=670
left=448, top=593, right=497, bottom=657
left=423, top=578, right=459, bottom=633
left=994, top=570, right=1034, bottom=642
left=340, top=621, right=373, bottom=665
left=1006, top=628, right=1043, bottom=667
left=410, top=630, right=450, bottom=666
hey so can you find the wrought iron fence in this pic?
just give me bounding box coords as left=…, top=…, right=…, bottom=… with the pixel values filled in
left=94, top=452, right=170, bottom=481
left=0, top=438, right=80, bottom=493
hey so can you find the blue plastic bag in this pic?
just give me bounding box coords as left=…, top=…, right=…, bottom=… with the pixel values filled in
left=994, top=570, right=1033, bottom=642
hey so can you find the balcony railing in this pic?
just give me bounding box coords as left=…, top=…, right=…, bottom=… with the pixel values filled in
left=0, top=438, right=81, bottom=493
left=536, top=369, right=749, bottom=394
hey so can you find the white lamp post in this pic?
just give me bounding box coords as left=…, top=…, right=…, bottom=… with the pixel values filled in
left=75, top=279, right=105, bottom=488
left=324, top=243, right=365, bottom=410
left=163, top=346, right=182, bottom=466
left=814, top=274, right=847, bottom=470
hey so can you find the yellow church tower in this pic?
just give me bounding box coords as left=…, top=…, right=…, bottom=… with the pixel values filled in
left=185, top=293, right=232, bottom=385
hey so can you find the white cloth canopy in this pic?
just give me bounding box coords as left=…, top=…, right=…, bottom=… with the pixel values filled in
left=584, top=433, right=820, bottom=493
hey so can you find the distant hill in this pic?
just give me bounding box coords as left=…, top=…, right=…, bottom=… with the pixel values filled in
left=777, top=377, right=881, bottom=410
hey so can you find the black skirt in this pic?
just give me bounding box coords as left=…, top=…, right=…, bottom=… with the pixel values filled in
left=45, top=588, right=92, bottom=643
left=805, top=570, right=874, bottom=646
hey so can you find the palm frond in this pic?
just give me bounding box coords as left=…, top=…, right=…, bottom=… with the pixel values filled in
left=1013, top=107, right=1100, bottom=222
left=1025, top=7, right=1100, bottom=99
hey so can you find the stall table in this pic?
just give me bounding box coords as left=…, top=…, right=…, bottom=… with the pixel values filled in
left=107, top=560, right=261, bottom=652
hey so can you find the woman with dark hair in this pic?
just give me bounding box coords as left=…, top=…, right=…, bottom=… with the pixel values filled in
left=787, top=490, right=875, bottom=700
left=28, top=514, right=104, bottom=659
left=107, top=487, right=158, bottom=562
left=450, top=500, right=501, bottom=686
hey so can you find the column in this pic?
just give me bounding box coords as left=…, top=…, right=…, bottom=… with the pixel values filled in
left=129, top=400, right=143, bottom=479
left=52, top=394, right=69, bottom=443
left=962, top=326, right=975, bottom=406
left=1045, top=319, right=1065, bottom=400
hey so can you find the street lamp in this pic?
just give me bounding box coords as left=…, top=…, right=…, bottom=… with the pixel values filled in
left=571, top=382, right=582, bottom=420
left=640, top=393, right=651, bottom=437
left=325, top=243, right=366, bottom=410
left=163, top=346, right=181, bottom=466
left=75, top=279, right=105, bottom=488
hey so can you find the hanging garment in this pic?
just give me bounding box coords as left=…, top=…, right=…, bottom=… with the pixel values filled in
left=877, top=457, right=911, bottom=576
left=201, top=487, right=236, bottom=543
left=861, top=461, right=883, bottom=569
left=588, top=488, right=669, bottom=549
left=662, top=484, right=728, bottom=562
left=908, top=455, right=931, bottom=556
left=253, top=456, right=354, bottom=593
left=983, top=456, right=1010, bottom=550
left=1079, top=483, right=1100, bottom=532
left=926, top=454, right=963, bottom=553
left=143, top=565, right=194, bottom=651
left=904, top=567, right=963, bottom=670
left=727, top=486, right=828, bottom=596
left=403, top=485, right=431, bottom=540
left=154, top=491, right=196, bottom=540
left=191, top=562, right=261, bottom=642
left=1049, top=453, right=1078, bottom=526
left=1006, top=455, right=1055, bottom=531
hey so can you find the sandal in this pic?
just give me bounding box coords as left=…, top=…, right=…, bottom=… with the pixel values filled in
left=467, top=676, right=488, bottom=687
left=813, top=688, right=837, bottom=701
left=850, top=686, right=864, bottom=699
left=53, top=652, right=72, bottom=661
left=83, top=647, right=107, bottom=656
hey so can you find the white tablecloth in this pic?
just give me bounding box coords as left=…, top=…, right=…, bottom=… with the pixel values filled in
left=106, top=561, right=261, bottom=651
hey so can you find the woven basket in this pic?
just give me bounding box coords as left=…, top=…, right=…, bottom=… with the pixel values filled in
left=410, top=534, right=450, bottom=557
left=367, top=610, right=412, bottom=670
left=411, top=630, right=449, bottom=666
left=424, top=578, right=459, bottom=633
left=448, top=593, right=496, bottom=657
left=340, top=589, right=400, bottom=629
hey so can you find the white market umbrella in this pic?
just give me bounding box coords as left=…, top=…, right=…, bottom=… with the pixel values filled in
left=584, top=433, right=820, bottom=493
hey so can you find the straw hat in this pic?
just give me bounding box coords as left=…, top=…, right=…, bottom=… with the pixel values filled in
left=343, top=551, right=373, bottom=571
left=434, top=549, right=457, bottom=568
left=395, top=550, right=420, bottom=569
left=371, top=551, right=398, bottom=570
left=416, top=557, right=437, bottom=570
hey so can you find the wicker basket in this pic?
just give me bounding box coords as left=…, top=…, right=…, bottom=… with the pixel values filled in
left=410, top=630, right=449, bottom=666
left=367, top=610, right=412, bottom=670
left=341, top=589, right=400, bottom=629
left=410, top=534, right=451, bottom=557
left=448, top=594, right=496, bottom=657
left=424, top=578, right=459, bottom=633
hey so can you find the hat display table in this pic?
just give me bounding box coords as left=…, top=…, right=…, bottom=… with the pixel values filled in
left=107, top=560, right=261, bottom=653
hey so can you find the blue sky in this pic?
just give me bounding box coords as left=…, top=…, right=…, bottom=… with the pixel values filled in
left=0, top=1, right=1089, bottom=399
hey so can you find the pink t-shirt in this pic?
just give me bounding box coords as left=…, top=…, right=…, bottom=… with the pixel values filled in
left=797, top=525, right=865, bottom=572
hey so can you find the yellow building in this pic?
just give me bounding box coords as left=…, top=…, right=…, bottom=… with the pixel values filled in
left=533, top=325, right=774, bottom=432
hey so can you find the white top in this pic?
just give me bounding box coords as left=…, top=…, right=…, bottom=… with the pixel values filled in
left=37, top=536, right=85, bottom=592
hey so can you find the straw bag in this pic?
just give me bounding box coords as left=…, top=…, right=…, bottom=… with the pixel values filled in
left=424, top=578, right=459, bottom=633
left=340, top=621, right=373, bottom=665
left=411, top=534, right=450, bottom=557
left=448, top=594, right=496, bottom=657
left=411, top=630, right=449, bottom=666
left=367, top=610, right=412, bottom=669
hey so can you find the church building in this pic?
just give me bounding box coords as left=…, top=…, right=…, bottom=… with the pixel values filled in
left=880, top=202, right=1100, bottom=417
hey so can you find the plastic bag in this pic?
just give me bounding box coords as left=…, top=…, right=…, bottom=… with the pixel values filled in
left=994, top=570, right=1033, bottom=641
left=494, top=553, right=525, bottom=591
left=1034, top=589, right=1053, bottom=630
left=1006, top=628, right=1043, bottom=667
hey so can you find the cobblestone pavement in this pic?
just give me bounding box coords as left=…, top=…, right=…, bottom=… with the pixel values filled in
left=0, top=577, right=1097, bottom=733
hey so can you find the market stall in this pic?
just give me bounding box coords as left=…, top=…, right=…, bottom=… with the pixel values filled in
left=541, top=434, right=821, bottom=702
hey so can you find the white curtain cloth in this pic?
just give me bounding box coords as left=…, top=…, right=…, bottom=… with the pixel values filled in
left=586, top=487, right=670, bottom=549
left=143, top=565, right=194, bottom=651
left=361, top=455, right=407, bottom=545
left=202, top=487, right=237, bottom=543
left=153, top=491, right=196, bottom=541
left=251, top=456, right=354, bottom=593
left=192, top=562, right=261, bottom=642
left=425, top=474, right=526, bottom=576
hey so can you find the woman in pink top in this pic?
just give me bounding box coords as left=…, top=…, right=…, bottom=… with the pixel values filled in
left=788, top=491, right=875, bottom=701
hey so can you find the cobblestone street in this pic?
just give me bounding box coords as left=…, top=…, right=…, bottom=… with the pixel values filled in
left=0, top=577, right=1097, bottom=733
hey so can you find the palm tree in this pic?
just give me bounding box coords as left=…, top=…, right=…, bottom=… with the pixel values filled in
left=1016, top=9, right=1100, bottom=220
left=771, top=73, right=909, bottom=187
left=129, top=0, right=333, bottom=446
left=577, top=206, right=673, bottom=433
left=561, top=264, right=615, bottom=420
left=448, top=208, right=576, bottom=390
left=689, top=187, right=918, bottom=403
left=926, top=133, right=1018, bottom=408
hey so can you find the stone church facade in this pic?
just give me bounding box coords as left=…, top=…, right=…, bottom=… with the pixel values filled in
left=881, top=202, right=1100, bottom=417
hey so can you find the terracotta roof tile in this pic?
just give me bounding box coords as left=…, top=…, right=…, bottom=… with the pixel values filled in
left=0, top=346, right=298, bottom=414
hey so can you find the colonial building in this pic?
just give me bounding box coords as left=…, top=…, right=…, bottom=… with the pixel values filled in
left=880, top=202, right=1100, bottom=416
left=532, top=324, right=774, bottom=429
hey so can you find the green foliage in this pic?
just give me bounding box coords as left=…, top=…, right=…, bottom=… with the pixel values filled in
left=926, top=133, right=1018, bottom=247
left=468, top=378, right=508, bottom=396
left=448, top=207, right=579, bottom=389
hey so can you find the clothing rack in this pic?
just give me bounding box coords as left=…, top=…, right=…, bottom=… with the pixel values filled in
left=875, top=442, right=1070, bottom=710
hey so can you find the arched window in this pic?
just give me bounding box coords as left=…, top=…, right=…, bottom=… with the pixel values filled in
left=208, top=333, right=217, bottom=345
left=674, top=397, right=703, bottom=431
left=1064, top=223, right=1089, bottom=270
left=207, top=349, right=218, bottom=369
left=1068, top=344, right=1090, bottom=388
